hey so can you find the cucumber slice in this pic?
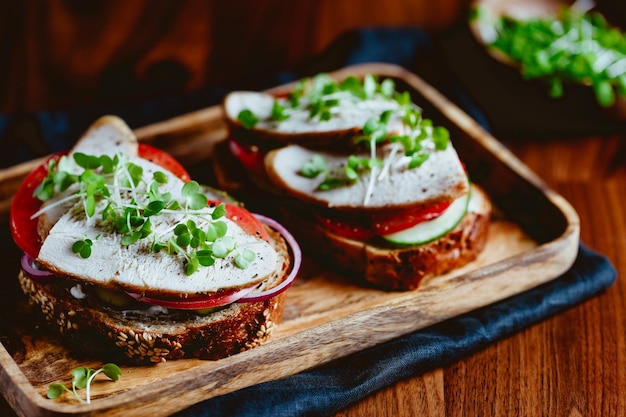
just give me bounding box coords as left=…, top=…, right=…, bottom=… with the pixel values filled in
left=382, top=191, right=470, bottom=245
left=94, top=287, right=136, bottom=307
left=194, top=306, right=228, bottom=316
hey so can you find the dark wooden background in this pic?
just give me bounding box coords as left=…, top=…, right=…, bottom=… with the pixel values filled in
left=0, top=0, right=469, bottom=114
left=2, top=1, right=626, bottom=416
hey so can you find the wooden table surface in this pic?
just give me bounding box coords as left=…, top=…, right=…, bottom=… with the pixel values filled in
left=332, top=134, right=626, bottom=417
left=1, top=2, right=624, bottom=416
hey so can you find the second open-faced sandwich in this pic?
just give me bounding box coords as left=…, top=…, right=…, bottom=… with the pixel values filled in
left=215, top=73, right=491, bottom=291
left=10, top=115, right=301, bottom=363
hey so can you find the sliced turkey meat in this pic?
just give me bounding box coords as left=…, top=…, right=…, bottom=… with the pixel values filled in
left=36, top=155, right=279, bottom=297
left=264, top=143, right=469, bottom=212
left=223, top=90, right=410, bottom=147
left=37, top=115, right=140, bottom=239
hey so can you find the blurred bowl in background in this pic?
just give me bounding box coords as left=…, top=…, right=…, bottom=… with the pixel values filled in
left=467, top=0, right=626, bottom=120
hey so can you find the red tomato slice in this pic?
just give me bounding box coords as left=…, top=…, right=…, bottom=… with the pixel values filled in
left=10, top=153, right=64, bottom=259
left=10, top=145, right=191, bottom=259
left=316, top=201, right=452, bottom=240
left=317, top=216, right=376, bottom=240
left=370, top=201, right=452, bottom=234
left=139, top=144, right=191, bottom=182
left=127, top=285, right=256, bottom=310
left=228, top=136, right=266, bottom=174
left=208, top=200, right=269, bottom=241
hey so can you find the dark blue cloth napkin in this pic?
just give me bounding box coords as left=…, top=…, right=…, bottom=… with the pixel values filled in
left=175, top=244, right=615, bottom=417
left=0, top=26, right=618, bottom=417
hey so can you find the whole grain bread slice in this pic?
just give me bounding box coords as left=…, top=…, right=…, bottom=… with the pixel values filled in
left=19, top=225, right=292, bottom=363
left=280, top=185, right=491, bottom=291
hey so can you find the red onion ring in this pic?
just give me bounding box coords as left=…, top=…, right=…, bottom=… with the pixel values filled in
left=126, top=285, right=257, bottom=310
left=238, top=214, right=302, bottom=303
left=20, top=252, right=55, bottom=280
left=19, top=213, right=301, bottom=306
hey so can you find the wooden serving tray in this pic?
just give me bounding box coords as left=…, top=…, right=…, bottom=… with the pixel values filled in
left=0, top=63, right=579, bottom=417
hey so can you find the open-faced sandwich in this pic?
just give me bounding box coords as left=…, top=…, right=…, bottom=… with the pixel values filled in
left=215, top=73, right=491, bottom=291
left=10, top=115, right=301, bottom=363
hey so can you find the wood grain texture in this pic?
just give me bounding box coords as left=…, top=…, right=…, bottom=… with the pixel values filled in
left=0, top=1, right=623, bottom=414
left=0, top=64, right=580, bottom=416
left=0, top=0, right=470, bottom=114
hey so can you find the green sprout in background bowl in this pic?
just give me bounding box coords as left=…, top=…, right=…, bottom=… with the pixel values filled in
left=471, top=3, right=626, bottom=108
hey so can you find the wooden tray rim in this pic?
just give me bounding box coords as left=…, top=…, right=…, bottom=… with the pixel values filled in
left=0, top=62, right=581, bottom=417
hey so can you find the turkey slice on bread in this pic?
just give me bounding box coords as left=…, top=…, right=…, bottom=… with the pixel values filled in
left=218, top=73, right=491, bottom=291
left=264, top=143, right=469, bottom=211
left=224, top=88, right=408, bottom=147
left=36, top=153, right=278, bottom=296
left=11, top=115, right=300, bottom=363
left=36, top=116, right=139, bottom=238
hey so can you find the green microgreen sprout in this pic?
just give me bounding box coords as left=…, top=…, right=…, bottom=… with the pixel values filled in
left=235, top=248, right=257, bottom=269
left=33, top=157, right=78, bottom=201
left=181, top=180, right=209, bottom=210
left=299, top=153, right=372, bottom=190
left=149, top=203, right=237, bottom=276
left=47, top=363, right=121, bottom=404
left=271, top=99, right=290, bottom=121
left=33, top=151, right=253, bottom=275
left=235, top=74, right=451, bottom=197
left=72, top=235, right=94, bottom=259
left=237, top=109, right=259, bottom=129
left=299, top=154, right=327, bottom=179
left=212, top=236, right=236, bottom=258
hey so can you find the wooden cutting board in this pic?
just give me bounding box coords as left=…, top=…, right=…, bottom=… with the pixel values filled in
left=0, top=63, right=579, bottom=417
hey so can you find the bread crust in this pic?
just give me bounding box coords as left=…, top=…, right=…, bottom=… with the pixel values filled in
left=37, top=115, right=139, bottom=241
left=226, top=122, right=361, bottom=148
left=19, top=226, right=291, bottom=364
left=279, top=185, right=491, bottom=291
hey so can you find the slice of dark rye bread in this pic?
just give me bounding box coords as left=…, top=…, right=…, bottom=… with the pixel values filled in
left=18, top=226, right=292, bottom=364
left=212, top=140, right=492, bottom=291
